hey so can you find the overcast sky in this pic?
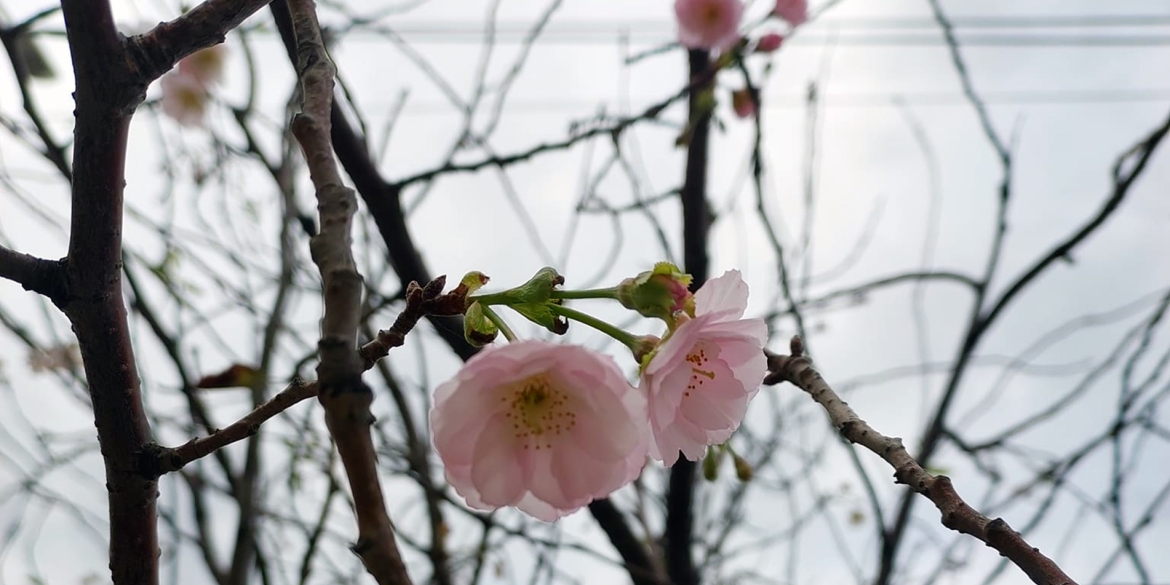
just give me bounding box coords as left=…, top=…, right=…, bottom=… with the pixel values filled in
left=1, top=0, right=1169, bottom=583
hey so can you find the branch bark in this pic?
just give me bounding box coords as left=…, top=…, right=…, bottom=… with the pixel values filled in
left=126, top=0, right=276, bottom=83
left=286, top=1, right=411, bottom=582
left=0, top=246, right=66, bottom=303
left=765, top=337, right=1078, bottom=585
left=59, top=1, right=157, bottom=583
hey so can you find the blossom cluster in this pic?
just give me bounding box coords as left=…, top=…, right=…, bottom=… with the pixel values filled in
left=430, top=268, right=767, bottom=521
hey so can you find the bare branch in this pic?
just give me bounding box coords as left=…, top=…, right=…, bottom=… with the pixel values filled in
left=0, top=8, right=72, bottom=181
left=143, top=278, right=464, bottom=476
left=765, top=337, right=1079, bottom=585
left=588, top=499, right=667, bottom=585
left=145, top=378, right=318, bottom=476
left=667, top=47, right=716, bottom=585
left=287, top=1, right=412, bottom=583
left=60, top=0, right=158, bottom=582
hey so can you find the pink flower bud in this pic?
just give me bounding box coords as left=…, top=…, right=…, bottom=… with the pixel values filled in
left=732, top=88, right=757, bottom=118
left=755, top=32, right=784, bottom=53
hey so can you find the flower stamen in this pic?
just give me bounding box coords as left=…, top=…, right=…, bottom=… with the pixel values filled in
left=502, top=375, right=577, bottom=449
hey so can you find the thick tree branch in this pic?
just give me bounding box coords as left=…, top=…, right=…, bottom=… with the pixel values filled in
left=269, top=0, right=477, bottom=362
left=287, top=1, right=411, bottom=582
left=765, top=337, right=1079, bottom=585
left=588, top=500, right=666, bottom=585
left=667, top=47, right=715, bottom=585
left=60, top=1, right=157, bottom=583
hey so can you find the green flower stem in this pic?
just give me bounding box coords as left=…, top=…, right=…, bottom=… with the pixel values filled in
left=547, top=304, right=638, bottom=350
left=549, top=287, right=619, bottom=301
left=467, top=290, right=516, bottom=307
left=480, top=305, right=516, bottom=342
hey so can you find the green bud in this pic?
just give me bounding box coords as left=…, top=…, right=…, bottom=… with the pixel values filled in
left=513, top=267, right=564, bottom=303
left=460, top=271, right=490, bottom=296
left=631, top=334, right=661, bottom=368
left=463, top=301, right=498, bottom=346
left=702, top=448, right=723, bottom=481
left=732, top=453, right=753, bottom=482
left=466, top=267, right=563, bottom=307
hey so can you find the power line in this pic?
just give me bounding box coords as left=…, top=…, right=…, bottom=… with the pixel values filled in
left=333, top=20, right=1170, bottom=46
left=349, top=15, right=1170, bottom=33
left=382, top=89, right=1170, bottom=115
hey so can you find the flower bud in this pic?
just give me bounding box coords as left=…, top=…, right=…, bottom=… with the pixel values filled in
left=733, top=452, right=754, bottom=482
left=631, top=334, right=661, bottom=367
left=463, top=301, right=498, bottom=346
left=732, top=88, right=757, bottom=118
left=702, top=447, right=724, bottom=481
left=616, top=262, right=694, bottom=322
left=755, top=32, right=784, bottom=53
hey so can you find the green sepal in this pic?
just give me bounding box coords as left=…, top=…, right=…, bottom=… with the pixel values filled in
left=511, top=301, right=569, bottom=335
left=463, top=301, right=499, bottom=346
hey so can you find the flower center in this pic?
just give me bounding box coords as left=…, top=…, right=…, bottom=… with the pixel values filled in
left=702, top=4, right=723, bottom=26
left=501, top=374, right=577, bottom=450
left=683, top=340, right=720, bottom=397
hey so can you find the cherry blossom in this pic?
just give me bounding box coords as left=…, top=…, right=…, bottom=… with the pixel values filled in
left=774, top=0, right=809, bottom=27
left=178, top=45, right=227, bottom=87
left=431, top=341, right=648, bottom=521
left=674, top=0, right=745, bottom=52
left=160, top=72, right=208, bottom=127
left=641, top=270, right=768, bottom=466
left=160, top=46, right=225, bottom=127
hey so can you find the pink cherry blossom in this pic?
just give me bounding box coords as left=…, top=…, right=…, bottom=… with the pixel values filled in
left=774, top=0, right=809, bottom=27
left=160, top=72, right=208, bottom=127
left=641, top=270, right=767, bottom=466
left=674, top=0, right=745, bottom=52
left=431, top=341, right=649, bottom=521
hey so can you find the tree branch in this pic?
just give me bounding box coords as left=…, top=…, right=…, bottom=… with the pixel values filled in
left=126, top=0, right=276, bottom=83
left=667, top=47, right=715, bottom=585
left=60, top=1, right=157, bottom=582
left=0, top=245, right=67, bottom=303
left=0, top=8, right=72, bottom=181
left=269, top=0, right=477, bottom=363
left=287, top=1, right=411, bottom=582
left=588, top=499, right=666, bottom=585
left=765, top=337, right=1079, bottom=585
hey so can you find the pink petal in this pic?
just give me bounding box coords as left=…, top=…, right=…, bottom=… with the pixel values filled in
left=695, top=270, right=749, bottom=318
left=470, top=412, right=531, bottom=507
